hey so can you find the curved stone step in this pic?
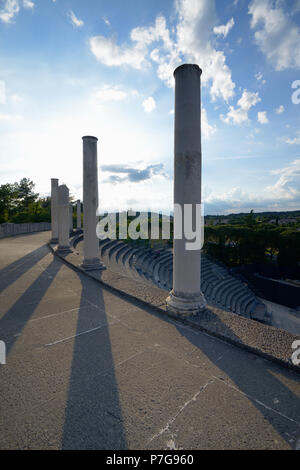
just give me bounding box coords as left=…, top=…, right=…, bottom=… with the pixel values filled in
left=215, top=278, right=238, bottom=303
left=107, top=241, right=126, bottom=260
left=232, top=289, right=249, bottom=314
left=205, top=280, right=220, bottom=298
left=210, top=278, right=233, bottom=301
left=223, top=284, right=243, bottom=310
left=121, top=245, right=136, bottom=265
left=100, top=239, right=119, bottom=256
left=238, top=293, right=254, bottom=317
left=113, top=243, right=130, bottom=263
left=216, top=278, right=241, bottom=306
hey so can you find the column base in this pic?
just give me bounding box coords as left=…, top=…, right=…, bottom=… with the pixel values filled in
left=57, top=245, right=72, bottom=253
left=81, top=257, right=106, bottom=271
left=166, top=289, right=206, bottom=317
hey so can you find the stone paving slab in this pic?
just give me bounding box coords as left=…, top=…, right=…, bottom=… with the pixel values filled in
left=0, top=232, right=300, bottom=450
left=51, top=239, right=300, bottom=373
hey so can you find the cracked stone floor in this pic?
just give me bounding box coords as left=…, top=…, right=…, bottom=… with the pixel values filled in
left=0, top=231, right=299, bottom=450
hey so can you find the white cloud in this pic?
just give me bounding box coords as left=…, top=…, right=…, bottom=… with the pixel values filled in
left=142, top=96, right=156, bottom=113
left=202, top=107, right=216, bottom=139
left=213, top=17, right=235, bottom=38
left=23, top=0, right=34, bottom=9
left=169, top=109, right=174, bottom=115
left=94, top=85, right=138, bottom=102
left=102, top=17, right=110, bottom=27
left=90, top=1, right=235, bottom=102
left=0, top=0, right=20, bottom=23
left=249, top=0, right=300, bottom=70
left=276, top=104, right=285, bottom=114
left=175, top=0, right=235, bottom=101
left=221, top=89, right=261, bottom=125
left=68, top=10, right=84, bottom=28
left=265, top=159, right=300, bottom=199
left=0, top=113, right=23, bottom=122
left=255, top=71, right=266, bottom=84
left=257, top=111, right=268, bottom=124
left=90, top=35, right=147, bottom=70
left=0, top=80, right=6, bottom=104
left=286, top=131, right=300, bottom=145
left=204, top=159, right=300, bottom=213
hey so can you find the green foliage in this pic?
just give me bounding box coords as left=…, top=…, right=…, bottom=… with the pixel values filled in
left=203, top=223, right=300, bottom=268
left=0, top=179, right=51, bottom=224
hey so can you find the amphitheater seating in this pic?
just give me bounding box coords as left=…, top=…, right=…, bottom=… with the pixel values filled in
left=96, top=238, right=267, bottom=320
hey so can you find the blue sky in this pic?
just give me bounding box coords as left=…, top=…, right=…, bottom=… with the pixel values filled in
left=0, top=0, right=300, bottom=215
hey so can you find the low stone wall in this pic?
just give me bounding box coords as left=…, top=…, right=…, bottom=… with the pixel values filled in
left=0, top=222, right=51, bottom=239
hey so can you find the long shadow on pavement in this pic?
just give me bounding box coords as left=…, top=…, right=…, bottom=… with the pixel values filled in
left=0, top=244, right=50, bottom=294
left=61, top=271, right=127, bottom=449
left=173, top=310, right=300, bottom=448
left=0, top=256, right=62, bottom=356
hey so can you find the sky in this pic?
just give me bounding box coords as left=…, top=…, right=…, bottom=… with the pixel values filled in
left=0, top=0, right=300, bottom=215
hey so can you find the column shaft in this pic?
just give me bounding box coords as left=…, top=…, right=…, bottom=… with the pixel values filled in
left=82, top=136, right=104, bottom=270
left=57, top=185, right=71, bottom=253
left=51, top=178, right=59, bottom=242
left=76, top=200, right=81, bottom=229
left=166, top=64, right=206, bottom=316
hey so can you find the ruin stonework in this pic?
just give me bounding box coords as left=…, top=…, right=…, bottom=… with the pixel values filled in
left=166, top=64, right=206, bottom=316
left=57, top=184, right=72, bottom=253
left=81, top=136, right=105, bottom=270
left=50, top=178, right=59, bottom=243
left=76, top=200, right=81, bottom=229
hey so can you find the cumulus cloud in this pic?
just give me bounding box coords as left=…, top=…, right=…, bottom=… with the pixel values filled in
left=221, top=89, right=261, bottom=125
left=257, top=111, right=268, bottom=124
left=90, top=0, right=235, bottom=101
left=276, top=104, right=285, bottom=114
left=0, top=0, right=20, bottom=23
left=101, top=163, right=168, bottom=184
left=142, top=96, right=156, bottom=113
left=249, top=0, right=300, bottom=70
left=202, top=107, right=216, bottom=139
left=90, top=35, right=147, bottom=70
left=0, top=0, right=34, bottom=23
left=265, top=159, right=300, bottom=200
left=213, top=17, right=235, bottom=38
left=255, top=71, right=266, bottom=84
left=23, top=0, right=34, bottom=8
left=94, top=85, right=138, bottom=102
left=68, top=10, right=84, bottom=28
left=204, top=159, right=300, bottom=213
left=286, top=131, right=300, bottom=145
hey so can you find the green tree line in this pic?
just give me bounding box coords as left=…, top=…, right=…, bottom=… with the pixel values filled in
left=0, top=178, right=51, bottom=224
left=204, top=219, right=300, bottom=268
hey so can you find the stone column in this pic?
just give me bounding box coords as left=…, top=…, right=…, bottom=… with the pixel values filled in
left=82, top=136, right=104, bottom=270
left=76, top=200, right=81, bottom=229
left=57, top=184, right=72, bottom=253
left=166, top=64, right=206, bottom=316
left=51, top=178, right=59, bottom=243
left=69, top=204, right=73, bottom=233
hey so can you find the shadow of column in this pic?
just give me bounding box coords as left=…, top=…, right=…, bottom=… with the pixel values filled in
left=61, top=271, right=127, bottom=449
left=0, top=257, right=62, bottom=356
left=174, top=310, right=300, bottom=448
left=0, top=244, right=50, bottom=294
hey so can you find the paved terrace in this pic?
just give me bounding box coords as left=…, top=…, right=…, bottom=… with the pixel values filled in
left=0, top=231, right=300, bottom=450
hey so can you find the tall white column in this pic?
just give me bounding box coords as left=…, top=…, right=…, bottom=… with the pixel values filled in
left=57, top=184, right=72, bottom=253
left=166, top=64, right=206, bottom=316
left=76, top=200, right=81, bottom=229
left=69, top=204, right=73, bottom=233
left=51, top=178, right=59, bottom=243
left=82, top=136, right=104, bottom=270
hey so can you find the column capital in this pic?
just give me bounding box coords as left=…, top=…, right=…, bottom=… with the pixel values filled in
left=173, top=63, right=202, bottom=78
